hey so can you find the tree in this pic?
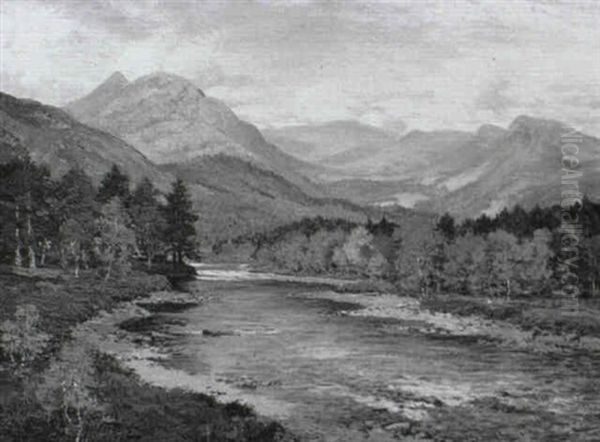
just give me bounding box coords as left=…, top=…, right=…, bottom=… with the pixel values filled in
left=59, top=219, right=89, bottom=277
left=162, top=179, right=198, bottom=265
left=436, top=212, right=456, bottom=242
left=55, top=169, right=98, bottom=272
left=129, top=178, right=165, bottom=269
left=0, top=156, right=55, bottom=268
left=442, top=233, right=487, bottom=294
left=95, top=199, right=136, bottom=280
left=339, top=226, right=379, bottom=274
left=580, top=235, right=600, bottom=297
left=0, top=304, right=50, bottom=377
left=96, top=164, right=130, bottom=204
left=36, top=336, right=103, bottom=442
left=514, top=228, right=553, bottom=295
left=55, top=169, right=98, bottom=225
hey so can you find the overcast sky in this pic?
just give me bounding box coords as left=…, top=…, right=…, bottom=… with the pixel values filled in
left=2, top=0, right=599, bottom=134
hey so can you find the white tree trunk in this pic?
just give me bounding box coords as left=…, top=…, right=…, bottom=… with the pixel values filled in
left=15, top=205, right=22, bottom=267
left=27, top=212, right=36, bottom=269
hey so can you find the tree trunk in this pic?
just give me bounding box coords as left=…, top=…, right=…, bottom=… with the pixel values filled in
left=105, top=259, right=112, bottom=281
left=40, top=240, right=46, bottom=267
left=27, top=210, right=36, bottom=269
left=75, top=408, right=83, bottom=442
left=14, top=205, right=22, bottom=267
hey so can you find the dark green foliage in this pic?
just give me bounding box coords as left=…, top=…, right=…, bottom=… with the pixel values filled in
left=55, top=168, right=98, bottom=223
left=453, top=199, right=600, bottom=297
left=55, top=168, right=99, bottom=272
left=0, top=156, right=57, bottom=266
left=0, top=157, right=202, bottom=277
left=162, top=179, right=199, bottom=264
left=96, top=164, right=130, bottom=204
left=129, top=178, right=166, bottom=268
left=458, top=199, right=600, bottom=239
left=435, top=212, right=456, bottom=241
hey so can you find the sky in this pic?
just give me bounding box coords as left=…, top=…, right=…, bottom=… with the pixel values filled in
left=1, top=0, right=600, bottom=135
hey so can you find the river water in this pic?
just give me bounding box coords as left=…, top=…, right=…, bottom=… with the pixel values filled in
left=126, top=264, right=600, bottom=441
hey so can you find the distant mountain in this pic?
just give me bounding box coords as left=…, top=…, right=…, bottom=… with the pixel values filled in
left=263, top=120, right=402, bottom=166
left=0, top=91, right=169, bottom=187
left=435, top=116, right=600, bottom=216
left=324, top=116, right=600, bottom=216
left=65, top=72, right=324, bottom=193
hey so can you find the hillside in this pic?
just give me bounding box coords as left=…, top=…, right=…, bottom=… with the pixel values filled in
left=0, top=92, right=169, bottom=187
left=160, top=155, right=370, bottom=245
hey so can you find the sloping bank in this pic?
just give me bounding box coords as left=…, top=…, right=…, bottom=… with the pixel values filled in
left=0, top=269, right=296, bottom=442
left=324, top=281, right=600, bottom=353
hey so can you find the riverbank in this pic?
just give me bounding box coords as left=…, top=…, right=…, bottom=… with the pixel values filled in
left=317, top=288, right=600, bottom=353
left=0, top=268, right=296, bottom=441
left=129, top=264, right=600, bottom=441
left=244, top=264, right=600, bottom=352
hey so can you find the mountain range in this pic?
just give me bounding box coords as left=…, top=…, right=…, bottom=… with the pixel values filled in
left=268, top=116, right=600, bottom=216
left=0, top=78, right=372, bottom=245
left=2, top=69, right=598, bottom=239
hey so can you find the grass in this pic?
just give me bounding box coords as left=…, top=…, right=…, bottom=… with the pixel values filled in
left=421, top=294, right=600, bottom=338
left=0, top=268, right=297, bottom=441
left=0, top=270, right=170, bottom=358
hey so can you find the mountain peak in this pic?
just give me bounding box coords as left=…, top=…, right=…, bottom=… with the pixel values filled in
left=476, top=124, right=506, bottom=140
left=105, top=71, right=128, bottom=86
left=508, top=115, right=570, bottom=133
left=132, top=71, right=205, bottom=97
left=66, top=71, right=129, bottom=117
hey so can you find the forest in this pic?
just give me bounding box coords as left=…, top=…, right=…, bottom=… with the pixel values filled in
left=218, top=200, right=600, bottom=300
left=0, top=156, right=198, bottom=276
left=4, top=154, right=598, bottom=300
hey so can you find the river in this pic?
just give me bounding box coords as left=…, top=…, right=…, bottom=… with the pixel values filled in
left=123, top=264, right=600, bottom=441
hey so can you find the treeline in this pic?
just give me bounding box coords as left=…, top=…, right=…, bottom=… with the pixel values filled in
left=427, top=200, right=600, bottom=298
left=0, top=157, right=198, bottom=277
left=225, top=200, right=600, bottom=298
left=218, top=216, right=401, bottom=278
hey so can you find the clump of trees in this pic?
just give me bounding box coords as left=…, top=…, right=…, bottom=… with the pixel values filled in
left=250, top=217, right=400, bottom=278
left=227, top=199, right=600, bottom=299
left=401, top=203, right=600, bottom=299
left=0, top=156, right=199, bottom=276
left=0, top=304, right=50, bottom=376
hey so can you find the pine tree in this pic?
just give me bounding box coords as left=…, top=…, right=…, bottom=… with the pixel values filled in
left=162, top=179, right=198, bottom=265
left=436, top=212, right=456, bottom=241
left=96, top=164, right=130, bottom=204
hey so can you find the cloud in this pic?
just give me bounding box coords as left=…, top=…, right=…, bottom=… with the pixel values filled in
left=475, top=80, right=518, bottom=118
left=1, top=0, right=600, bottom=135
